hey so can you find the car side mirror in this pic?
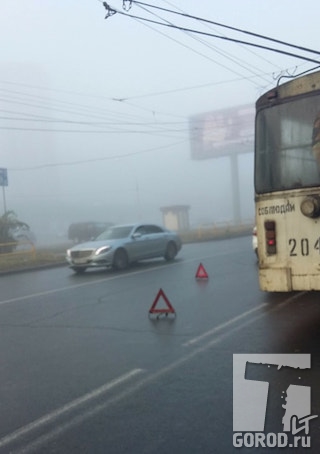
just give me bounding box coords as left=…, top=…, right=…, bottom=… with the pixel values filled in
left=132, top=232, right=142, bottom=239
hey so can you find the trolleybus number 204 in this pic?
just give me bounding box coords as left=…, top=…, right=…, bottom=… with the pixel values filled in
left=289, top=237, right=320, bottom=257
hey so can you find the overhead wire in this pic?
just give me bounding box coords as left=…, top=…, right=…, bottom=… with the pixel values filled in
left=111, top=74, right=274, bottom=100
left=0, top=90, right=189, bottom=137
left=102, top=4, right=320, bottom=64
left=162, top=0, right=283, bottom=81
left=8, top=139, right=189, bottom=171
left=132, top=1, right=320, bottom=57
left=0, top=125, right=189, bottom=135
left=0, top=113, right=188, bottom=126
left=3, top=2, right=272, bottom=172
left=135, top=2, right=273, bottom=87
left=100, top=2, right=305, bottom=93
left=0, top=86, right=156, bottom=123
left=8, top=4, right=312, bottom=158
left=0, top=80, right=187, bottom=121
left=131, top=3, right=263, bottom=88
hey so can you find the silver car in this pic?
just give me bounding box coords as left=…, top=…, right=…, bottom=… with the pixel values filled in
left=66, top=223, right=182, bottom=273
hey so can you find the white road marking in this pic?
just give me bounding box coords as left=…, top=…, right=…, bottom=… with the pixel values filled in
left=0, top=368, right=144, bottom=450
left=182, top=291, right=307, bottom=347
left=0, top=243, right=244, bottom=308
left=0, top=256, right=206, bottom=307
left=0, top=291, right=306, bottom=453
left=0, top=267, right=174, bottom=307
left=182, top=304, right=268, bottom=347
left=0, top=315, right=269, bottom=454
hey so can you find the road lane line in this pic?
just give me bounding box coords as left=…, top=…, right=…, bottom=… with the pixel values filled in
left=182, top=304, right=268, bottom=347
left=0, top=258, right=200, bottom=307
left=0, top=314, right=273, bottom=454
left=182, top=291, right=306, bottom=347
left=0, top=368, right=143, bottom=450
left=0, top=250, right=242, bottom=308
left=0, top=292, right=304, bottom=453
left=0, top=268, right=171, bottom=306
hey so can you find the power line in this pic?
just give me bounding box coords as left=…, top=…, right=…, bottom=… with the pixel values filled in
left=0, top=125, right=189, bottom=137
left=162, top=0, right=282, bottom=74
left=0, top=81, right=187, bottom=121
left=102, top=4, right=320, bottom=64
left=0, top=93, right=189, bottom=137
left=0, top=87, right=152, bottom=123
left=131, top=1, right=320, bottom=57
left=9, top=139, right=188, bottom=171
left=0, top=115, right=188, bottom=126
left=0, top=109, right=188, bottom=139
left=133, top=3, right=266, bottom=88
left=113, top=74, right=274, bottom=100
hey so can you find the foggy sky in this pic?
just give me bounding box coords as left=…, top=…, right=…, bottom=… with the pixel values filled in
left=1, top=0, right=318, bottom=241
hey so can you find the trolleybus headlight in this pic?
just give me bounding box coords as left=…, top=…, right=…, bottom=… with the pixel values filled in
left=300, top=195, right=320, bottom=218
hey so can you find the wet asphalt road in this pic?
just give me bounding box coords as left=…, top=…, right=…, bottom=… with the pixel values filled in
left=0, top=236, right=320, bottom=453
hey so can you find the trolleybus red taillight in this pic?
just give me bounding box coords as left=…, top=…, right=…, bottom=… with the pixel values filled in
left=264, top=220, right=276, bottom=255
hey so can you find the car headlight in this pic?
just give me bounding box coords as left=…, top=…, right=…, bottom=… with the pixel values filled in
left=95, top=246, right=112, bottom=255
left=66, top=249, right=71, bottom=257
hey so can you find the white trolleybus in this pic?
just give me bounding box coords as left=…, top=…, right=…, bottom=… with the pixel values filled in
left=255, top=69, right=320, bottom=291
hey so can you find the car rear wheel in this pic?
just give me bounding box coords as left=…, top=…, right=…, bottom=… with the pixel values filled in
left=113, top=249, right=129, bottom=270
left=164, top=242, right=177, bottom=261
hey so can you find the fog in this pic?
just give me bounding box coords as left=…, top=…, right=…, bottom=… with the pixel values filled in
left=1, top=1, right=318, bottom=243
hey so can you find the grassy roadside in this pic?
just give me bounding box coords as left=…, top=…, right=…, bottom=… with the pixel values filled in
left=179, top=224, right=251, bottom=243
left=0, top=245, right=68, bottom=273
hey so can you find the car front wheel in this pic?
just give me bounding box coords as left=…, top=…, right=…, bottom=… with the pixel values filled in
left=164, top=242, right=177, bottom=261
left=113, top=249, right=129, bottom=270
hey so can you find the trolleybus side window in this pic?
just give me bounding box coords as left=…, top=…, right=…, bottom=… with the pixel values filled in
left=255, top=110, right=279, bottom=193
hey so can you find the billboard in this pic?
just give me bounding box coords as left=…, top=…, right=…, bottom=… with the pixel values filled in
left=189, top=104, right=255, bottom=160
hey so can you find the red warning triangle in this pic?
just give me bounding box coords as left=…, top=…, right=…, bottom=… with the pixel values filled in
left=195, top=263, right=208, bottom=279
left=149, top=288, right=175, bottom=314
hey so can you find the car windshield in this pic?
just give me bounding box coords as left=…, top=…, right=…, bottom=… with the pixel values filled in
left=95, top=226, right=134, bottom=241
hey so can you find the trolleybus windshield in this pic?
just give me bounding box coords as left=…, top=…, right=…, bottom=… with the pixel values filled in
left=255, top=94, right=320, bottom=194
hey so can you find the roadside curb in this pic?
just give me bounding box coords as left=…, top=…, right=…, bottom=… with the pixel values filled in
left=0, top=261, right=67, bottom=276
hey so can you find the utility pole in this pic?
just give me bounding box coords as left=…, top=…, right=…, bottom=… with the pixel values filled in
left=135, top=179, right=142, bottom=220
left=0, top=168, right=8, bottom=214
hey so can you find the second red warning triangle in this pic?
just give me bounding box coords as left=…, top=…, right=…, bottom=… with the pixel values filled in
left=195, top=263, right=209, bottom=279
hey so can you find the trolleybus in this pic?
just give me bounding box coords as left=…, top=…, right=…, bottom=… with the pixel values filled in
left=255, top=69, right=320, bottom=291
